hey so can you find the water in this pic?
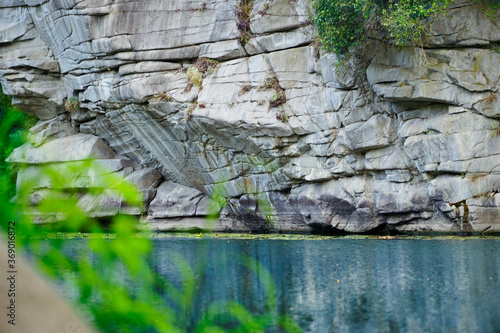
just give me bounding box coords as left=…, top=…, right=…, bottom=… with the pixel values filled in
left=150, top=237, right=500, bottom=333
left=46, top=236, right=500, bottom=332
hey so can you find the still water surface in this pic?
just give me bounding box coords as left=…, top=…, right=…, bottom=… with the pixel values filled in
left=150, top=237, right=500, bottom=333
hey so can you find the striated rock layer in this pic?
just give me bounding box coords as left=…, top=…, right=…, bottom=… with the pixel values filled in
left=1, top=0, right=500, bottom=233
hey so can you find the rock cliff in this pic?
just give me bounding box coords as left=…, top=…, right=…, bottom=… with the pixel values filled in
left=2, top=0, right=500, bottom=233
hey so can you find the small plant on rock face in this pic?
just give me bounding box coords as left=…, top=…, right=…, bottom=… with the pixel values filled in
left=494, top=121, right=500, bottom=137
left=275, top=110, right=289, bottom=123
left=270, top=91, right=286, bottom=107
left=64, top=96, right=80, bottom=113
left=239, top=34, right=250, bottom=45
left=262, top=76, right=287, bottom=107
left=185, top=58, right=219, bottom=90
left=196, top=57, right=219, bottom=74
left=152, top=92, right=172, bottom=102
left=238, top=84, right=252, bottom=96
left=236, top=0, right=253, bottom=45
left=212, top=193, right=231, bottom=208
left=185, top=102, right=197, bottom=121
left=262, top=76, right=279, bottom=90
left=187, top=67, right=203, bottom=88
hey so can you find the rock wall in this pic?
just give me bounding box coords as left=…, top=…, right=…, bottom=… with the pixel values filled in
left=2, top=0, right=500, bottom=233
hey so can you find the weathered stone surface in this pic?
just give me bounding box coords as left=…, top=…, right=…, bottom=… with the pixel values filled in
left=467, top=194, right=500, bottom=233
left=144, top=216, right=249, bottom=233
left=124, top=168, right=162, bottom=203
left=78, top=190, right=123, bottom=218
left=28, top=114, right=77, bottom=147
left=148, top=181, right=209, bottom=219
left=428, top=0, right=500, bottom=47
left=8, top=129, right=152, bottom=220
left=373, top=180, right=431, bottom=214
left=7, top=134, right=116, bottom=163
left=248, top=26, right=314, bottom=54
left=199, top=40, right=246, bottom=61
left=249, top=0, right=312, bottom=34
left=430, top=174, right=500, bottom=205
left=368, top=48, right=497, bottom=107
left=15, top=161, right=132, bottom=191
left=343, top=114, right=396, bottom=152
left=2, top=0, right=500, bottom=233
left=118, top=62, right=181, bottom=76
left=404, top=131, right=500, bottom=174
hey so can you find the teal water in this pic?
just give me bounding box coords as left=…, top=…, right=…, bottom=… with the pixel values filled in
left=151, top=237, right=500, bottom=333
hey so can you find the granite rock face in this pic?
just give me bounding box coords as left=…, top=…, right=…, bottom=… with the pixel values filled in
left=2, top=0, right=500, bottom=233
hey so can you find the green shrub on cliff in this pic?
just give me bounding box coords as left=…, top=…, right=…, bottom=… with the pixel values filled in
left=313, top=0, right=368, bottom=54
left=312, top=0, right=453, bottom=54
left=380, top=0, right=454, bottom=47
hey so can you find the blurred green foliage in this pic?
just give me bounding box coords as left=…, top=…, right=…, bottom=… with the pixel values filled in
left=0, top=86, right=37, bottom=199
left=0, top=88, right=302, bottom=332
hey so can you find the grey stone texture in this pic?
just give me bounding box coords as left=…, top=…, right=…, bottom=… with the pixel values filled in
left=2, top=0, right=500, bottom=233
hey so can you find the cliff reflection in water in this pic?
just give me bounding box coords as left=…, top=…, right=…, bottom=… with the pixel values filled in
left=153, top=237, right=500, bottom=332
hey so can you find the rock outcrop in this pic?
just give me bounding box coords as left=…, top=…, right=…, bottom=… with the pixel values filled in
left=1, top=0, right=499, bottom=233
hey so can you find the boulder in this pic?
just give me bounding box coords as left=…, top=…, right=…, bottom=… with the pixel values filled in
left=148, top=181, right=210, bottom=218
left=7, top=134, right=116, bottom=164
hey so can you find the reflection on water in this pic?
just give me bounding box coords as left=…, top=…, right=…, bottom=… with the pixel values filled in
left=152, top=238, right=500, bottom=333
